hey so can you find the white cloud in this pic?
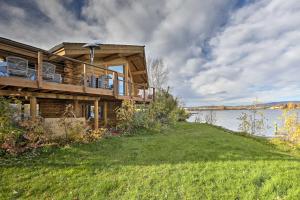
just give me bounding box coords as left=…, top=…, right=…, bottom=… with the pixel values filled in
left=0, top=0, right=299, bottom=106
left=0, top=3, right=26, bottom=18
left=190, top=0, right=300, bottom=105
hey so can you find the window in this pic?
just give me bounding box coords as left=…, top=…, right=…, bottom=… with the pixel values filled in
left=108, top=65, right=125, bottom=95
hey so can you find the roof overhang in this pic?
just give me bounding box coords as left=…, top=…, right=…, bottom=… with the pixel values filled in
left=49, top=42, right=148, bottom=86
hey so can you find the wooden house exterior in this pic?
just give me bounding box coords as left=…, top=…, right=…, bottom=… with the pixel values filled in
left=0, top=37, right=154, bottom=129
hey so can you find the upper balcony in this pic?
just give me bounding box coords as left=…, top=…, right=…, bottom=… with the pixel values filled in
left=0, top=37, right=155, bottom=102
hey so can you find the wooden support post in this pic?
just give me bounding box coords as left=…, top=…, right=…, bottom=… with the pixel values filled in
left=74, top=100, right=80, bottom=117
left=129, top=81, right=132, bottom=97
left=104, top=101, right=108, bottom=127
left=94, top=99, right=99, bottom=129
left=30, top=96, right=37, bottom=120
left=113, top=72, right=119, bottom=97
left=37, top=52, right=43, bottom=88
left=83, top=64, right=87, bottom=92
left=153, top=88, right=156, bottom=101
left=124, top=63, right=129, bottom=96
left=105, top=64, right=108, bottom=76
left=128, top=66, right=134, bottom=97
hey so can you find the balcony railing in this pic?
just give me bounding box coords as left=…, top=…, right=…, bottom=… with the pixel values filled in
left=116, top=78, right=155, bottom=102
left=0, top=51, right=154, bottom=102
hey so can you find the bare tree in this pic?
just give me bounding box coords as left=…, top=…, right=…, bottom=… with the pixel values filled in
left=205, top=110, right=217, bottom=125
left=147, top=57, right=169, bottom=90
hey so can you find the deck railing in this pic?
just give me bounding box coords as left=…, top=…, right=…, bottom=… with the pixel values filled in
left=117, top=79, right=155, bottom=101
left=0, top=50, right=154, bottom=102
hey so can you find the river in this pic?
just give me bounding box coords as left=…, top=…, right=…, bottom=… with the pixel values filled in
left=187, top=109, right=300, bottom=137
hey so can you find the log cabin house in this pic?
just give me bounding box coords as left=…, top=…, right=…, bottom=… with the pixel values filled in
left=0, top=37, right=154, bottom=130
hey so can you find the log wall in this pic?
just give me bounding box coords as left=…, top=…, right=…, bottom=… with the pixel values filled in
left=39, top=99, right=70, bottom=118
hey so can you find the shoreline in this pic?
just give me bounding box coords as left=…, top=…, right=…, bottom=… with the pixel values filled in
left=186, top=107, right=300, bottom=111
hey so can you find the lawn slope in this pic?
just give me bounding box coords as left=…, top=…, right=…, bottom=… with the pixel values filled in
left=1, top=123, right=300, bottom=199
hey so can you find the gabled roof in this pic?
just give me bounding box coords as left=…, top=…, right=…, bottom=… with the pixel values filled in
left=49, top=42, right=148, bottom=86
left=49, top=42, right=145, bottom=53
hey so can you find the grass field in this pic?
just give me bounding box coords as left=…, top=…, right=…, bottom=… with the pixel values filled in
left=1, top=122, right=300, bottom=199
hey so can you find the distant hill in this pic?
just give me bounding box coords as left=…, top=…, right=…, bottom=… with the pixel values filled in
left=260, top=101, right=300, bottom=107
left=186, top=101, right=300, bottom=111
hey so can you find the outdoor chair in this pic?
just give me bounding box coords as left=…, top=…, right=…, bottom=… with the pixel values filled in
left=89, top=74, right=97, bottom=88
left=0, top=61, right=8, bottom=76
left=42, top=62, right=62, bottom=83
left=98, top=75, right=105, bottom=88
left=98, top=75, right=110, bottom=89
left=53, top=73, right=62, bottom=83
left=42, top=62, right=56, bottom=81
left=6, top=56, right=28, bottom=77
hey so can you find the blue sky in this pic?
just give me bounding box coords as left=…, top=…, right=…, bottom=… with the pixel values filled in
left=0, top=0, right=299, bottom=106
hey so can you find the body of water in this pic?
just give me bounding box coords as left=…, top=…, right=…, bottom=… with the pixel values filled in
left=187, top=109, right=300, bottom=137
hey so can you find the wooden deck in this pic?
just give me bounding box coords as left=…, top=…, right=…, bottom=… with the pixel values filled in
left=0, top=76, right=151, bottom=102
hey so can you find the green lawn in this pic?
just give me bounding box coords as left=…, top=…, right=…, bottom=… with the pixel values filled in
left=1, top=123, right=300, bottom=199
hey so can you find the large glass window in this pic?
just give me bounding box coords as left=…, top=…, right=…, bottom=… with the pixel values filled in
left=108, top=65, right=125, bottom=95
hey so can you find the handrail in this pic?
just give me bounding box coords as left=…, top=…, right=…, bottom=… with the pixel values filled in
left=0, top=49, right=155, bottom=100
left=41, top=51, right=152, bottom=86
left=41, top=51, right=152, bottom=90
left=117, top=78, right=155, bottom=101
left=41, top=51, right=117, bottom=75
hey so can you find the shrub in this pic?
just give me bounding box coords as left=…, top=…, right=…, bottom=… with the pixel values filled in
left=237, top=110, right=268, bottom=135
left=85, top=128, right=108, bottom=141
left=58, top=104, right=88, bottom=143
left=0, top=97, right=24, bottom=154
left=116, top=89, right=189, bottom=134
left=277, top=108, right=300, bottom=145
left=204, top=110, right=217, bottom=125
left=18, top=117, right=50, bottom=147
left=2, top=116, right=52, bottom=155
left=0, top=128, right=23, bottom=155
left=1, top=101, right=106, bottom=155
left=0, top=97, right=21, bottom=143
left=131, top=108, right=149, bottom=129
left=115, top=100, right=136, bottom=133
left=147, top=89, right=188, bottom=127
left=177, top=107, right=190, bottom=122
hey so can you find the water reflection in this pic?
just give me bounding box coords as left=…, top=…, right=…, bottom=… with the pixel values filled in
left=188, top=109, right=300, bottom=137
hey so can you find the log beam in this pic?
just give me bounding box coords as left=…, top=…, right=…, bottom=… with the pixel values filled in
left=37, top=51, right=43, bottom=88
left=94, top=100, right=99, bottom=129
left=104, top=101, right=108, bottom=127
left=30, top=96, right=37, bottom=120
left=124, top=63, right=129, bottom=96
left=0, top=89, right=100, bottom=101
left=113, top=72, right=119, bottom=98
left=132, top=70, right=146, bottom=76
left=102, top=53, right=122, bottom=62
left=126, top=53, right=143, bottom=60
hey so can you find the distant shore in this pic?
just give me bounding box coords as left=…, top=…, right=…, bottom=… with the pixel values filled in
left=185, top=102, right=300, bottom=111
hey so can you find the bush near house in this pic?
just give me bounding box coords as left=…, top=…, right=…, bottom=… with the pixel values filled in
left=0, top=97, right=24, bottom=155
left=116, top=89, right=189, bottom=134
left=0, top=98, right=106, bottom=155
left=1, top=89, right=188, bottom=155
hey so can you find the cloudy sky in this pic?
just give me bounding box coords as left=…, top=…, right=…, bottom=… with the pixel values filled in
left=0, top=0, right=299, bottom=106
